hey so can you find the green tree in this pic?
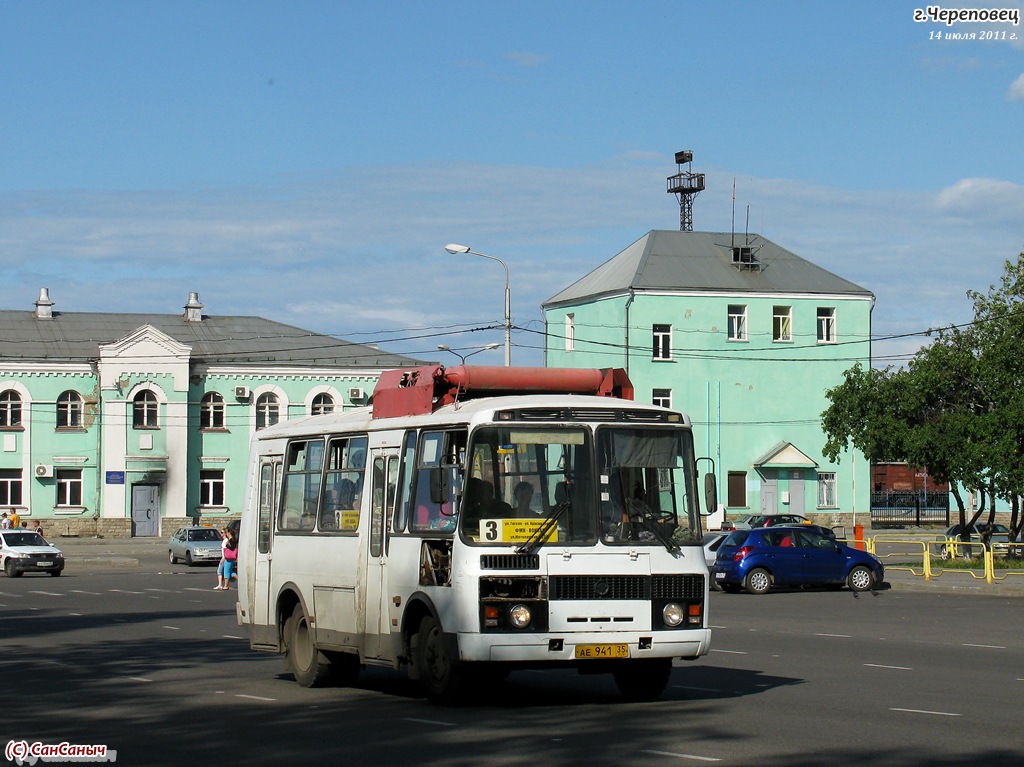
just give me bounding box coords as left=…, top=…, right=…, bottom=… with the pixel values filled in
left=822, top=252, right=1024, bottom=542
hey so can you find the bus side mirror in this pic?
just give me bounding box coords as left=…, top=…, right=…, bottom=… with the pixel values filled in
left=430, top=466, right=463, bottom=516
left=703, top=473, right=718, bottom=517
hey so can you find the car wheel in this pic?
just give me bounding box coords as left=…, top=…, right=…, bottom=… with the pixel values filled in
left=613, top=658, right=672, bottom=701
left=5, top=560, right=21, bottom=578
left=414, top=615, right=466, bottom=704
left=284, top=603, right=331, bottom=687
left=168, top=550, right=178, bottom=564
left=49, top=569, right=62, bottom=577
left=847, top=565, right=875, bottom=592
left=184, top=551, right=194, bottom=567
left=744, top=568, right=772, bottom=595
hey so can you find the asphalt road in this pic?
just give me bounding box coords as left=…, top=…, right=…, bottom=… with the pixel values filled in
left=1, top=541, right=1022, bottom=766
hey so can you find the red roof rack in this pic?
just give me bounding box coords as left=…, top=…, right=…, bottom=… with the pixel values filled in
left=371, top=365, right=633, bottom=418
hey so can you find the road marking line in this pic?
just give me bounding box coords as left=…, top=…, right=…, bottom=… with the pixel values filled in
left=162, top=625, right=181, bottom=631
left=891, top=707, right=961, bottom=717
left=642, top=749, right=721, bottom=762
left=402, top=717, right=457, bottom=727
left=29, top=591, right=63, bottom=596
left=70, top=590, right=102, bottom=595
left=709, top=649, right=746, bottom=655
left=864, top=663, right=912, bottom=670
left=962, top=643, right=1006, bottom=649
left=69, top=612, right=83, bottom=616
left=129, top=677, right=153, bottom=683
left=815, top=633, right=851, bottom=638
left=108, top=589, right=145, bottom=595
left=237, top=694, right=277, bottom=702
left=223, top=634, right=246, bottom=640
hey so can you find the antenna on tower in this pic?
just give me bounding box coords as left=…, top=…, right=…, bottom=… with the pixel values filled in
left=666, top=150, right=705, bottom=231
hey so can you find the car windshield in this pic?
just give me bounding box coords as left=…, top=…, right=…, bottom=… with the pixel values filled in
left=187, top=529, right=222, bottom=542
left=2, top=532, right=48, bottom=547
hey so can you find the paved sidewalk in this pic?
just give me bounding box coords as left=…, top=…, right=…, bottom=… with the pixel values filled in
left=45, top=534, right=1024, bottom=597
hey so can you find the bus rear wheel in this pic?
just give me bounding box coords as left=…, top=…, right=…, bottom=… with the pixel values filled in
left=285, top=604, right=331, bottom=687
left=415, top=616, right=466, bottom=704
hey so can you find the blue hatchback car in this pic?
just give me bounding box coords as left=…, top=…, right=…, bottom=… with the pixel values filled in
left=714, top=525, right=884, bottom=595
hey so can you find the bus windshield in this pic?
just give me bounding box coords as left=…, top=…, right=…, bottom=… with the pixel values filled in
left=460, top=424, right=700, bottom=549
left=461, top=426, right=597, bottom=546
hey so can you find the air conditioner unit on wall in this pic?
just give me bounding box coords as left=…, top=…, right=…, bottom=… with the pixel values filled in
left=35, top=464, right=54, bottom=478
left=348, top=387, right=365, bottom=400
left=234, top=386, right=251, bottom=400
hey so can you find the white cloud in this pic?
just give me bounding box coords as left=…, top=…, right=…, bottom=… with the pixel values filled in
left=1009, top=72, right=1024, bottom=100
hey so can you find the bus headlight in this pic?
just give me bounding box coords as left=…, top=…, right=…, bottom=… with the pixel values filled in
left=662, top=602, right=685, bottom=628
left=509, top=604, right=532, bottom=629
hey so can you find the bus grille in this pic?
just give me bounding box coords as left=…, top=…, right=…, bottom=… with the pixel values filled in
left=480, top=554, right=540, bottom=570
left=550, top=574, right=704, bottom=601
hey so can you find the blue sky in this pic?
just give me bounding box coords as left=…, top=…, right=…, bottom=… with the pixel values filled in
left=2, top=1, right=1022, bottom=367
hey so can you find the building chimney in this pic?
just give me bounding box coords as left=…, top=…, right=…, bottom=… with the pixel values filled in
left=184, top=291, right=204, bottom=322
left=34, top=288, right=55, bottom=319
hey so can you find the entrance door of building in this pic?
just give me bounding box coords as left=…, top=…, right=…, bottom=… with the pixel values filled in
left=131, top=485, right=160, bottom=537
left=760, top=480, right=778, bottom=516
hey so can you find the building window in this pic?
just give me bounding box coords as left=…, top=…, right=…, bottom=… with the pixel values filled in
left=311, top=393, right=334, bottom=416
left=727, top=305, right=747, bottom=341
left=565, top=313, right=575, bottom=352
left=818, top=472, right=837, bottom=508
left=133, top=390, right=159, bottom=428
left=256, top=393, right=280, bottom=430
left=57, top=391, right=83, bottom=429
left=773, top=306, right=792, bottom=342
left=817, top=307, right=836, bottom=343
left=652, top=324, right=672, bottom=360
left=0, top=390, right=22, bottom=428
left=727, top=471, right=747, bottom=508
left=0, top=470, right=23, bottom=506
left=56, top=469, right=83, bottom=507
left=200, top=469, right=226, bottom=506
left=652, top=388, right=672, bottom=409
left=200, top=393, right=226, bottom=430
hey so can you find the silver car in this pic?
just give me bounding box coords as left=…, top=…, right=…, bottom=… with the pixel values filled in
left=168, top=526, right=223, bottom=566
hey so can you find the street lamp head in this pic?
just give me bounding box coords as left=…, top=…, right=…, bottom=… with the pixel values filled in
left=437, top=344, right=451, bottom=352
left=444, top=243, right=471, bottom=254
left=481, top=342, right=500, bottom=351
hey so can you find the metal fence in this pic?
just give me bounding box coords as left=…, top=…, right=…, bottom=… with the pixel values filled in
left=870, top=491, right=949, bottom=528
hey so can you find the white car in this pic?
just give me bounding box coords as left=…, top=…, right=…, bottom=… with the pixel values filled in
left=1, top=530, right=65, bottom=577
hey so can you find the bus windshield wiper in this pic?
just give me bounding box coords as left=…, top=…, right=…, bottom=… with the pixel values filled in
left=515, top=501, right=571, bottom=556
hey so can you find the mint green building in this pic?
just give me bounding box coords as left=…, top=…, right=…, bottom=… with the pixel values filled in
left=543, top=231, right=874, bottom=530
left=0, top=289, right=422, bottom=537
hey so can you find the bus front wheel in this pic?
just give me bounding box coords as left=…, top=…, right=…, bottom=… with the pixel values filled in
left=284, top=604, right=331, bottom=687
left=415, top=616, right=466, bottom=704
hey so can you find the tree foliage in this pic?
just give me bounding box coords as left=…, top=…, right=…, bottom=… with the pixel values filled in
left=822, top=252, right=1024, bottom=538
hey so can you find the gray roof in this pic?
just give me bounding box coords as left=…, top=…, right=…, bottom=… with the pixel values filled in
left=544, top=230, right=873, bottom=308
left=0, top=310, right=423, bottom=368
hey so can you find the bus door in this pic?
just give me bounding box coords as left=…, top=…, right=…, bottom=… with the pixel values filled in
left=253, top=457, right=281, bottom=631
left=362, top=448, right=399, bottom=659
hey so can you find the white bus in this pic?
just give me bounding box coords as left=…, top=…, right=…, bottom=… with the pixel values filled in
left=236, top=365, right=716, bottom=703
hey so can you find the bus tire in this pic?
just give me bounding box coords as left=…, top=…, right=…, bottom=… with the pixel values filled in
left=415, top=616, right=465, bottom=704
left=285, top=603, right=331, bottom=687
left=613, top=658, right=672, bottom=701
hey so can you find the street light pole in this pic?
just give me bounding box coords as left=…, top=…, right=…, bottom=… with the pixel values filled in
left=437, top=342, right=500, bottom=365
left=444, top=243, right=511, bottom=366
